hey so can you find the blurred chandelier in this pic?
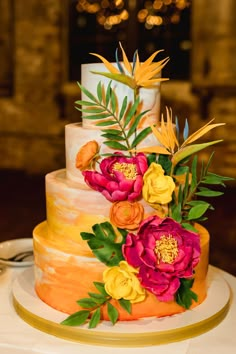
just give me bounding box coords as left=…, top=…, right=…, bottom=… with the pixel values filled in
left=76, top=0, right=191, bottom=30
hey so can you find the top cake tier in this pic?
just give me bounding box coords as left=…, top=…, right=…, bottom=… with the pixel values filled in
left=81, top=63, right=161, bottom=129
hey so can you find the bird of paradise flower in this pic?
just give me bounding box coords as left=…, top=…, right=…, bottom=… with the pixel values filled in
left=135, top=107, right=225, bottom=174
left=89, top=42, right=169, bottom=96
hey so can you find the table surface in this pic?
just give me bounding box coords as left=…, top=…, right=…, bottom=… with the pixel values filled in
left=0, top=265, right=236, bottom=354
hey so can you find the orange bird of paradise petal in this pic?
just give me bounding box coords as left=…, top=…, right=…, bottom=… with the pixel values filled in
left=90, top=43, right=169, bottom=89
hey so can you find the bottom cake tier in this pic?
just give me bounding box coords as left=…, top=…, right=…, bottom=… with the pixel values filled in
left=13, top=266, right=230, bottom=347
left=33, top=221, right=209, bottom=321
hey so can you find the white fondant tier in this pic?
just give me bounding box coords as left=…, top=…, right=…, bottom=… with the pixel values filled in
left=65, top=123, right=161, bottom=184
left=81, top=63, right=161, bottom=129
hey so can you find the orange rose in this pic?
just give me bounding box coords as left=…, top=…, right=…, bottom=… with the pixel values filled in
left=110, top=201, right=144, bottom=230
left=75, top=140, right=100, bottom=171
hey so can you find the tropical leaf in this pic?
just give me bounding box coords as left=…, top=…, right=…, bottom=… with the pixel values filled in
left=147, top=153, right=157, bottom=165
left=97, top=81, right=103, bottom=102
left=182, top=171, right=189, bottom=205
left=80, top=107, right=105, bottom=114
left=91, top=71, right=135, bottom=89
left=115, top=47, right=125, bottom=73
left=202, top=172, right=234, bottom=185
left=190, top=155, right=198, bottom=192
left=187, top=200, right=213, bottom=208
left=61, top=310, right=90, bottom=326
left=88, top=292, right=107, bottom=304
left=105, top=81, right=112, bottom=106
left=181, top=119, right=225, bottom=148
left=119, top=96, right=128, bottom=121
left=171, top=202, right=182, bottom=223
left=183, top=119, right=189, bottom=141
left=127, top=110, right=150, bottom=138
left=93, top=282, right=109, bottom=296
left=131, top=126, right=152, bottom=148
left=118, top=299, right=131, bottom=314
left=89, top=308, right=101, bottom=329
left=195, top=188, right=223, bottom=197
left=172, top=140, right=223, bottom=167
left=77, top=81, right=97, bottom=102
left=96, top=121, right=118, bottom=126
left=119, top=42, right=132, bottom=74
left=158, top=154, right=172, bottom=175
left=81, top=222, right=127, bottom=266
left=176, top=278, right=198, bottom=309
left=110, top=89, right=117, bottom=114
left=77, top=298, right=97, bottom=308
left=101, top=133, right=126, bottom=141
left=181, top=222, right=198, bottom=232
left=103, top=141, right=128, bottom=150
left=101, top=128, right=122, bottom=136
left=81, top=113, right=111, bottom=120
left=186, top=203, right=210, bottom=220
left=75, top=100, right=98, bottom=106
left=107, top=303, right=119, bottom=325
left=134, top=145, right=171, bottom=155
left=123, top=97, right=140, bottom=128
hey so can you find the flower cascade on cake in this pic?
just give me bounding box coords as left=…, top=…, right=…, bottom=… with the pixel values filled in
left=61, top=43, right=232, bottom=329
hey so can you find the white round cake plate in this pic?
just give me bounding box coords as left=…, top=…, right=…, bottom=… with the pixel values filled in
left=12, top=266, right=231, bottom=347
left=0, top=238, right=34, bottom=267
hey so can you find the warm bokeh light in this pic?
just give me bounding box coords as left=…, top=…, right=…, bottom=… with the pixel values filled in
left=76, top=0, right=190, bottom=29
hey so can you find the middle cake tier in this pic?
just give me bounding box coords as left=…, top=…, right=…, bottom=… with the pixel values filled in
left=43, top=169, right=156, bottom=257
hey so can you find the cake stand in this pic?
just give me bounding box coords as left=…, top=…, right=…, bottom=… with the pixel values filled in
left=12, top=266, right=231, bottom=347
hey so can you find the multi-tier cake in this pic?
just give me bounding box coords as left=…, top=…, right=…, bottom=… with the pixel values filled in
left=33, top=43, right=229, bottom=328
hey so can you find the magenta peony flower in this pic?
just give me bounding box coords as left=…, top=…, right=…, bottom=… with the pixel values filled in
left=83, top=153, right=148, bottom=202
left=122, top=215, right=200, bottom=302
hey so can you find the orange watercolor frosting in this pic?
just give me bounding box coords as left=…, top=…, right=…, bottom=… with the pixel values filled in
left=33, top=221, right=209, bottom=321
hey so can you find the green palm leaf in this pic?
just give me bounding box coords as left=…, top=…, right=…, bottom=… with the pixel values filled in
left=97, top=81, right=103, bottom=102
left=103, top=141, right=128, bottom=150
left=131, top=126, right=152, bottom=148
left=127, top=110, right=150, bottom=138
left=77, top=81, right=97, bottom=102
left=119, top=96, right=128, bottom=121
left=123, top=97, right=140, bottom=128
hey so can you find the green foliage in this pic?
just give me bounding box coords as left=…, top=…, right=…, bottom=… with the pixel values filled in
left=61, top=281, right=131, bottom=328
left=157, top=154, right=172, bottom=175
left=76, top=81, right=151, bottom=154
left=61, top=310, right=90, bottom=326
left=81, top=222, right=128, bottom=267
left=107, top=303, right=119, bottom=325
left=147, top=153, right=157, bottom=166
left=89, top=308, right=101, bottom=328
left=118, top=298, right=132, bottom=314
left=176, top=278, right=198, bottom=309
left=170, top=155, right=233, bottom=226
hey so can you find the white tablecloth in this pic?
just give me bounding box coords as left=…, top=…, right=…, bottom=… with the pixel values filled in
left=0, top=265, right=235, bottom=354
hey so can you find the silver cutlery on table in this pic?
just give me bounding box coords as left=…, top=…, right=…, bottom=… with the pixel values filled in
left=0, top=250, right=33, bottom=263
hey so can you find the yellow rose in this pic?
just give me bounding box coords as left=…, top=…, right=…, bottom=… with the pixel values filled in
left=143, top=163, right=175, bottom=205
left=110, top=201, right=144, bottom=230
left=103, top=261, right=146, bottom=303
left=75, top=140, right=99, bottom=171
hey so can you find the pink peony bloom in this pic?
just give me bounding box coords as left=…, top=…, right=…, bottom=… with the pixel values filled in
left=83, top=153, right=148, bottom=202
left=122, top=215, right=200, bottom=301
